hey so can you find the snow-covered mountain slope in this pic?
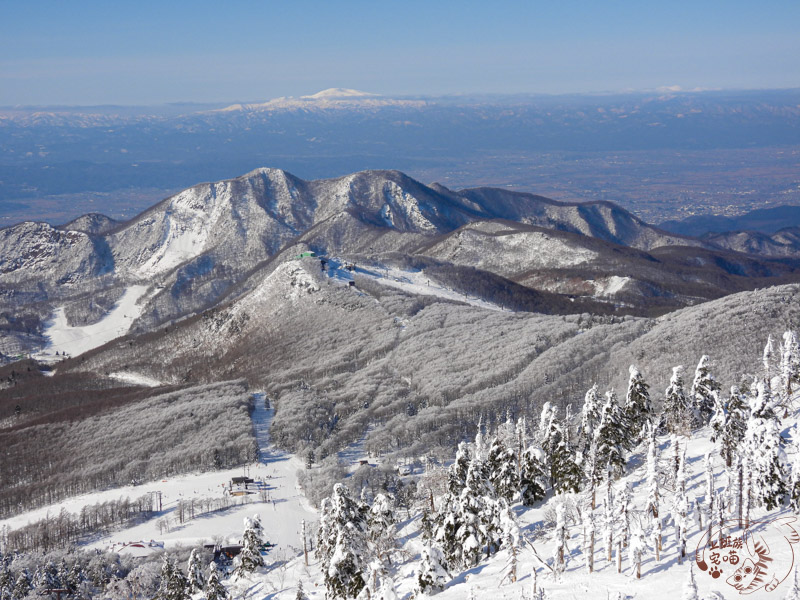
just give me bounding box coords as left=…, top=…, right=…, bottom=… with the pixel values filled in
left=3, top=166, right=800, bottom=364
left=706, top=227, right=800, bottom=258
left=57, top=237, right=800, bottom=464
left=214, top=88, right=425, bottom=112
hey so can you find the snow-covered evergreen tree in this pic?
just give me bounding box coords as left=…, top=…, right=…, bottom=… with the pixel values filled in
left=674, top=448, right=689, bottom=563
left=595, top=391, right=627, bottom=479
left=781, top=331, right=800, bottom=405
left=416, top=544, right=449, bottom=596
left=487, top=437, right=519, bottom=503
left=720, top=385, right=749, bottom=468
left=500, top=504, right=520, bottom=584
left=295, top=579, right=309, bottom=600
left=432, top=493, right=462, bottom=570
left=550, top=433, right=582, bottom=495
left=580, top=384, right=602, bottom=455
left=519, top=446, right=546, bottom=506
left=368, top=494, right=397, bottom=565
left=744, top=381, right=788, bottom=510
left=690, top=355, right=721, bottom=426
left=12, top=570, right=30, bottom=600
left=457, top=460, right=493, bottom=567
left=765, top=334, right=776, bottom=382
left=234, top=517, right=266, bottom=578
left=324, top=483, right=369, bottom=600
left=645, top=430, right=662, bottom=560
left=156, top=556, right=189, bottom=600
left=448, top=442, right=472, bottom=495
left=186, top=549, right=204, bottom=595
left=625, top=366, right=651, bottom=443
left=205, top=563, right=228, bottom=600
left=662, top=366, right=692, bottom=434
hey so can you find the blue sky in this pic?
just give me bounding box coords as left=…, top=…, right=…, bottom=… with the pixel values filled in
left=1, top=0, right=798, bottom=105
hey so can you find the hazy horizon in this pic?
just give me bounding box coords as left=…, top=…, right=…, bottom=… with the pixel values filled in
left=3, top=0, right=799, bottom=106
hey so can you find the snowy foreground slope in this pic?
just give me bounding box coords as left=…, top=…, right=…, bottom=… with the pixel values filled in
left=4, top=359, right=800, bottom=600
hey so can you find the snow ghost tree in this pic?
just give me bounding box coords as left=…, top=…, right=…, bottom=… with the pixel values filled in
left=744, top=381, right=787, bottom=510
left=234, top=516, right=266, bottom=578
left=519, top=446, right=546, bottom=506
left=580, top=384, right=602, bottom=455
left=662, top=366, right=692, bottom=435
left=205, top=563, right=228, bottom=600
left=186, top=549, right=204, bottom=594
left=416, top=544, right=449, bottom=596
left=323, top=484, right=369, bottom=600
left=690, top=355, right=721, bottom=427
left=594, top=391, right=627, bottom=480
left=625, top=366, right=651, bottom=443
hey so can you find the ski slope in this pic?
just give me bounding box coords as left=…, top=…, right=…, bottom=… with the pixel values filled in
left=324, top=256, right=505, bottom=312
left=36, top=284, right=151, bottom=360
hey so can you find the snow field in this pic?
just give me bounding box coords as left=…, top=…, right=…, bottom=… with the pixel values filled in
left=36, top=284, right=152, bottom=360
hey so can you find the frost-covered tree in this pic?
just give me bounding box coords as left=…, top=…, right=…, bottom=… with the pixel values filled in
left=690, top=356, right=721, bottom=426
left=156, top=556, right=189, bottom=600
left=551, top=434, right=582, bottom=496
left=720, top=385, right=749, bottom=468
left=186, top=549, right=204, bottom=595
left=457, top=461, right=493, bottom=567
left=580, top=384, right=602, bottom=455
left=629, top=526, right=646, bottom=579
left=12, top=570, right=31, bottom=600
left=552, top=503, right=568, bottom=577
left=781, top=331, right=800, bottom=405
left=519, top=446, right=546, bottom=506
left=595, top=391, right=627, bottom=479
left=368, top=494, right=397, bottom=565
left=674, top=448, right=689, bottom=564
left=500, top=504, right=521, bottom=584
left=582, top=495, right=595, bottom=573
left=764, top=334, right=776, bottom=382
left=603, top=472, right=615, bottom=563
left=234, top=517, right=266, bottom=578
left=662, top=366, right=692, bottom=434
left=432, top=493, right=462, bottom=570
left=487, top=437, right=519, bottom=503
left=448, top=442, right=471, bottom=495
left=416, top=544, right=449, bottom=596
left=323, top=483, right=369, bottom=600
left=205, top=563, right=228, bottom=600
left=744, top=381, right=788, bottom=510
left=295, top=580, right=309, bottom=600
left=625, top=366, right=651, bottom=443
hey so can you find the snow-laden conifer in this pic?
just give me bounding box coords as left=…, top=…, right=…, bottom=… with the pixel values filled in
left=519, top=445, right=546, bottom=506
left=690, top=355, right=721, bottom=426
left=744, top=381, right=788, bottom=510
left=765, top=334, right=776, bottom=382
left=368, top=493, right=397, bottom=565
left=781, top=331, right=800, bottom=405
left=323, top=483, right=369, bottom=600
left=186, top=548, right=204, bottom=595
left=580, top=384, right=602, bottom=455
left=448, top=442, right=471, bottom=495
left=487, top=437, right=519, bottom=503
left=416, top=544, right=449, bottom=596
left=720, top=385, right=749, bottom=468
left=662, top=366, right=692, bottom=434
left=625, top=366, right=651, bottom=443
left=205, top=563, right=228, bottom=600
left=595, top=391, right=627, bottom=479
left=234, top=517, right=266, bottom=578
left=552, top=502, right=567, bottom=578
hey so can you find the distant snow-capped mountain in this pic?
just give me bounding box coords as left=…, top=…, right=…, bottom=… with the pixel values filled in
left=214, top=88, right=425, bottom=112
